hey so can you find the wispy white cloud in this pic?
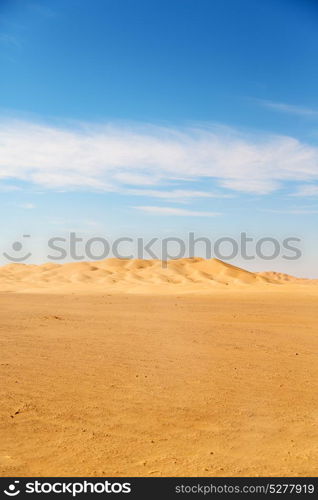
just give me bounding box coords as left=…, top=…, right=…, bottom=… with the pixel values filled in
left=0, top=184, right=21, bottom=192
left=0, top=33, right=20, bottom=48
left=1, top=118, right=318, bottom=196
left=292, top=184, right=318, bottom=197
left=125, top=188, right=231, bottom=201
left=262, top=208, right=318, bottom=215
left=28, top=3, right=56, bottom=18
left=47, top=217, right=104, bottom=230
left=113, top=172, right=158, bottom=186
left=18, top=203, right=35, bottom=209
left=134, top=206, right=221, bottom=216
left=219, top=178, right=280, bottom=194
left=256, top=98, right=318, bottom=117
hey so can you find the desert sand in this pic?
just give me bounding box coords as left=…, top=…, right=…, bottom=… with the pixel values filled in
left=0, top=257, right=314, bottom=294
left=1, top=258, right=318, bottom=476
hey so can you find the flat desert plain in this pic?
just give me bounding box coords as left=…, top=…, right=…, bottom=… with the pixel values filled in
left=0, top=258, right=318, bottom=477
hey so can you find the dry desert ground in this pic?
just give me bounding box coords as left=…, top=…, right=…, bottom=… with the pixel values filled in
left=1, top=258, right=318, bottom=476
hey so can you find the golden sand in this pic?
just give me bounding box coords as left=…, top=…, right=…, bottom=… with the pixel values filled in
left=1, top=259, right=317, bottom=476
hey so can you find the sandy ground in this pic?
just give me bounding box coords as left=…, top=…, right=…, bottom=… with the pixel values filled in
left=1, top=263, right=318, bottom=477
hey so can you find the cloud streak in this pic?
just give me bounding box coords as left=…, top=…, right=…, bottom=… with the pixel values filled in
left=256, top=98, right=318, bottom=117
left=134, top=206, right=221, bottom=217
left=1, top=118, right=318, bottom=196
left=0, top=34, right=20, bottom=48
left=262, top=208, right=318, bottom=215
left=125, top=188, right=231, bottom=202
left=292, top=185, right=318, bottom=197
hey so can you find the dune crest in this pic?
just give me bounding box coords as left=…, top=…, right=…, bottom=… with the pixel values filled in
left=0, top=257, right=315, bottom=293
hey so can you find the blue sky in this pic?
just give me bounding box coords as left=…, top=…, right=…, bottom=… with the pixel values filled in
left=0, top=0, right=318, bottom=275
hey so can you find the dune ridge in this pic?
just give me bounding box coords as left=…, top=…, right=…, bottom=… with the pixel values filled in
left=0, top=258, right=314, bottom=293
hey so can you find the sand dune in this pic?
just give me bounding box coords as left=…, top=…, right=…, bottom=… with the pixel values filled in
left=1, top=258, right=318, bottom=477
left=0, top=258, right=314, bottom=293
